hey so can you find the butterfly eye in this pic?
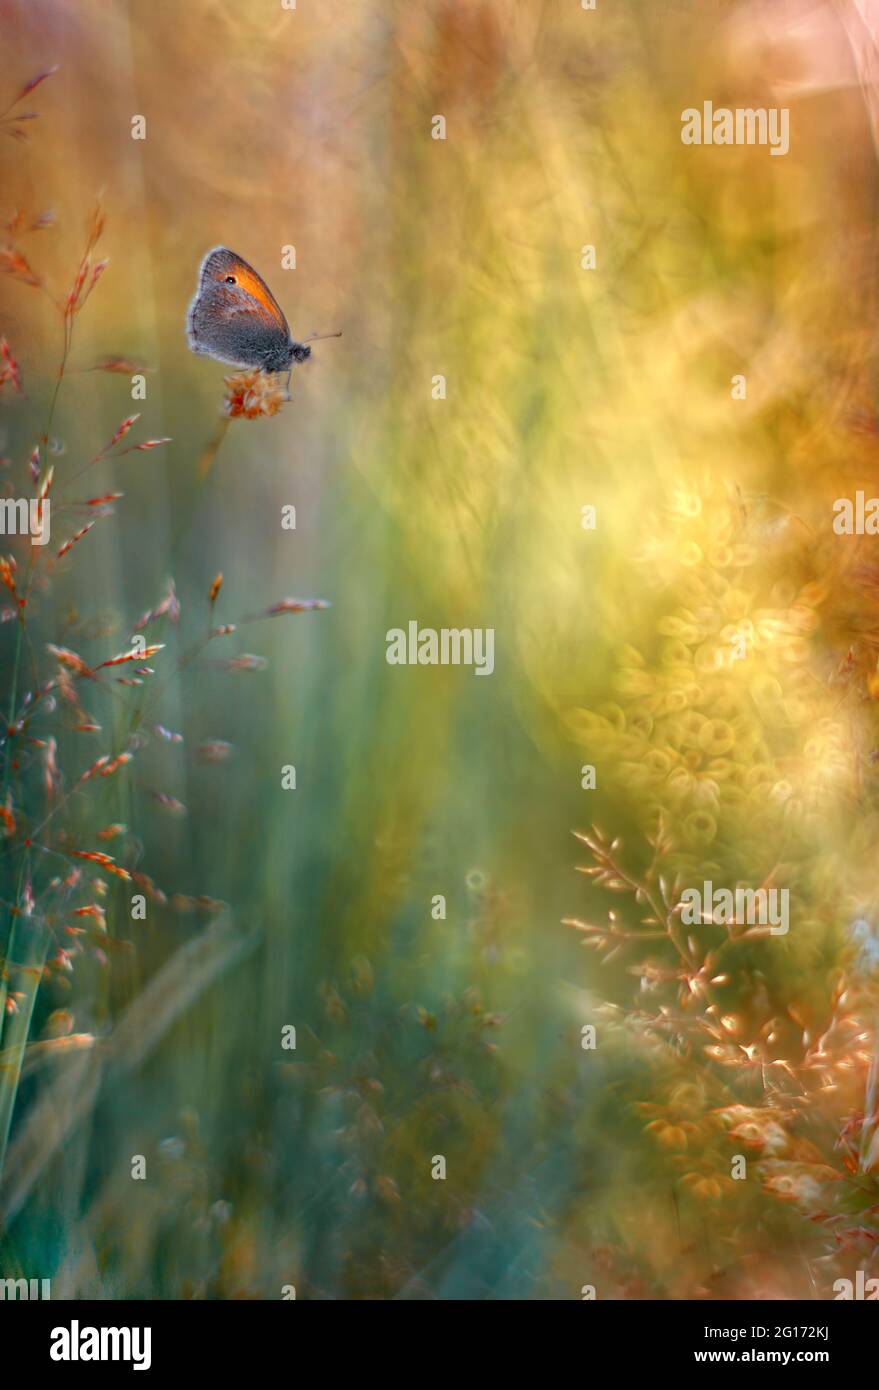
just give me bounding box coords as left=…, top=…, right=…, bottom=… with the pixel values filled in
left=224, top=275, right=237, bottom=285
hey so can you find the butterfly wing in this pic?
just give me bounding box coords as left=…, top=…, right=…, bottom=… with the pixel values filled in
left=187, top=247, right=293, bottom=369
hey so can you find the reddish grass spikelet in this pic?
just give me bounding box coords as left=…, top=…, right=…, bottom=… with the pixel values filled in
left=65, top=261, right=89, bottom=318
left=157, top=579, right=181, bottom=623
left=266, top=597, right=331, bottom=616
left=126, top=436, right=171, bottom=452
left=1, top=555, right=17, bottom=599
left=133, top=578, right=180, bottom=632
left=130, top=870, right=167, bottom=906
left=209, top=573, right=223, bottom=604
left=97, top=642, right=163, bottom=669
left=85, top=492, right=123, bottom=506
left=11, top=66, right=59, bottom=104
left=87, top=356, right=148, bottom=375
left=102, top=862, right=132, bottom=881
left=0, top=338, right=24, bottom=393
left=96, top=824, right=125, bottom=841
left=0, top=800, right=15, bottom=836
left=61, top=212, right=106, bottom=325
left=47, top=643, right=92, bottom=677
left=217, top=654, right=267, bottom=673
left=78, top=749, right=134, bottom=783
left=3, top=207, right=54, bottom=234
left=43, top=735, right=60, bottom=800
left=98, top=751, right=132, bottom=777
left=74, top=904, right=107, bottom=927
left=78, top=755, right=109, bottom=781
left=105, top=414, right=140, bottom=450
left=0, top=246, right=43, bottom=287
left=84, top=203, right=105, bottom=254
left=71, top=849, right=130, bottom=881
left=90, top=419, right=171, bottom=463
left=154, top=724, right=183, bottom=743
left=56, top=520, right=95, bottom=559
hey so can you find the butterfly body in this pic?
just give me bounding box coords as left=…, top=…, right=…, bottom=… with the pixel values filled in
left=187, top=247, right=312, bottom=374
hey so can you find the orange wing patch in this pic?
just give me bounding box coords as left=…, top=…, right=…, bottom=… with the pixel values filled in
left=218, top=264, right=287, bottom=327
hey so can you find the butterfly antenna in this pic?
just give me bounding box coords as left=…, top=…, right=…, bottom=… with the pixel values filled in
left=302, top=330, right=342, bottom=343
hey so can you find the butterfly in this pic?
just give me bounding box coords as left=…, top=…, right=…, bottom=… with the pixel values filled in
left=186, top=247, right=339, bottom=376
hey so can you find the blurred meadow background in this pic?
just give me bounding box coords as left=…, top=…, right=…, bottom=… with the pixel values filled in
left=3, top=0, right=879, bottom=1299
